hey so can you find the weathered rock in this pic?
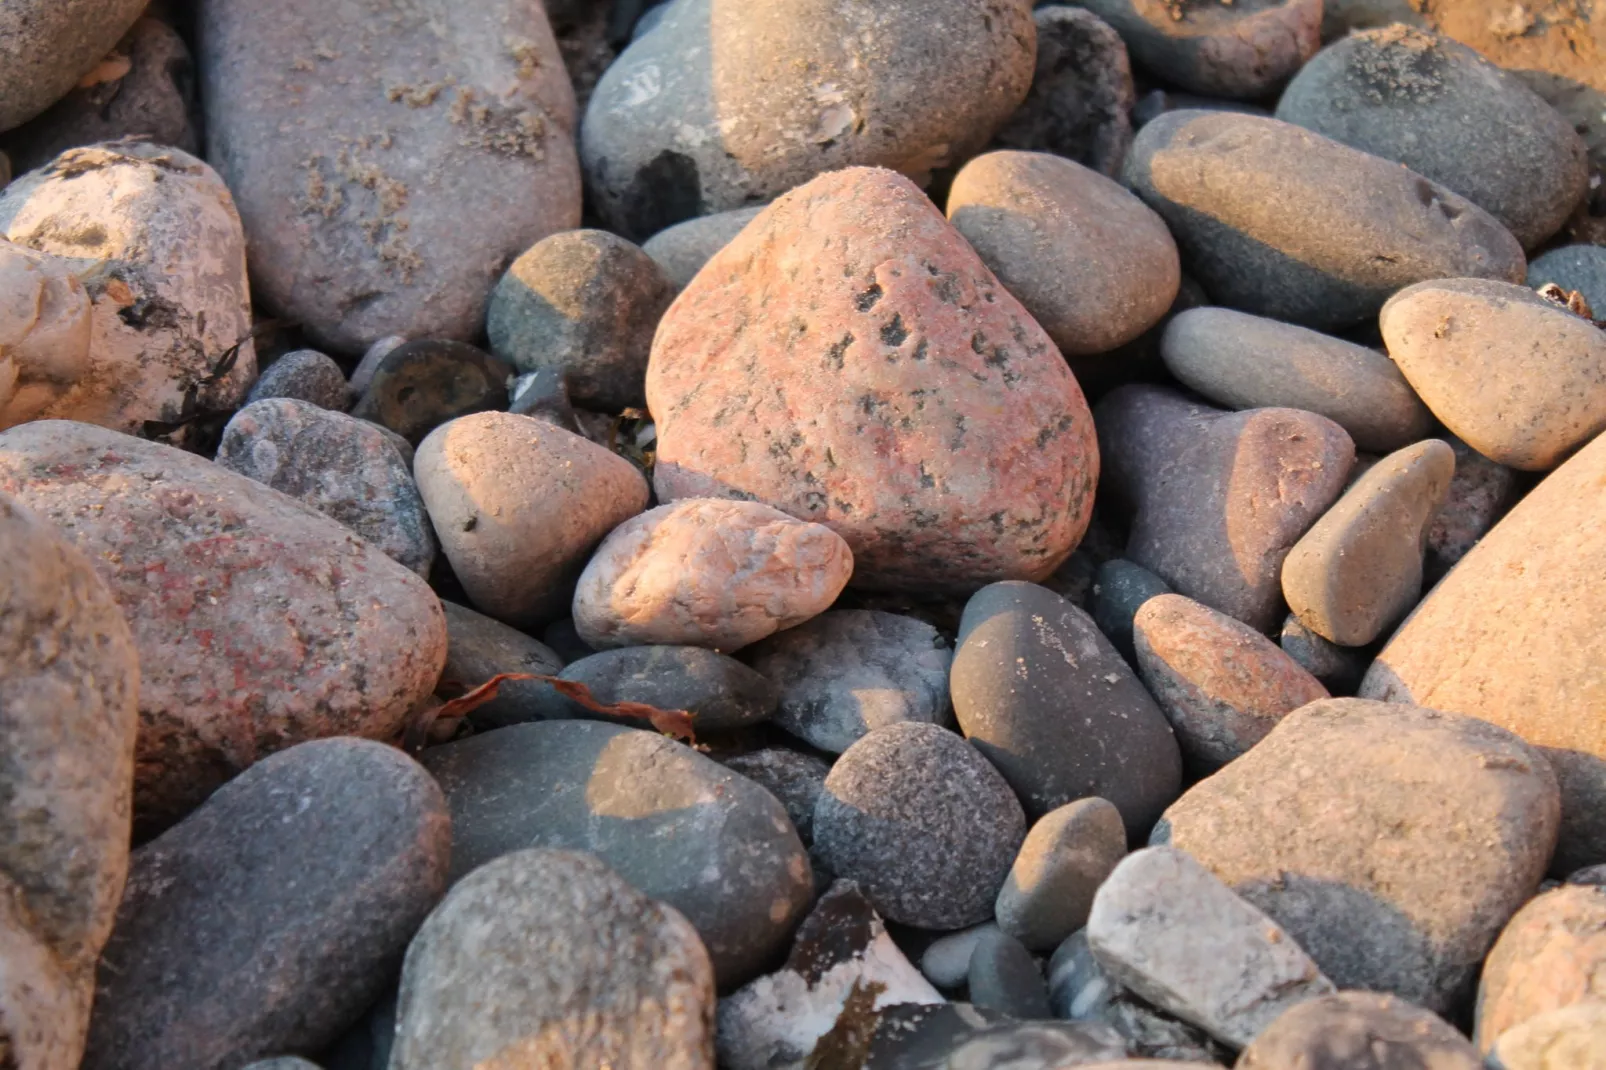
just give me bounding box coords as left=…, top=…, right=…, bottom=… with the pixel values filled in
left=1088, top=846, right=1334, bottom=1048
left=1237, top=991, right=1481, bottom=1069
left=968, top=928, right=1051, bottom=1020
left=0, top=141, right=256, bottom=439
left=558, top=645, right=778, bottom=733
left=486, top=228, right=675, bottom=411
left=647, top=167, right=1099, bottom=593
left=920, top=924, right=1000, bottom=991
left=1530, top=244, right=1606, bottom=315
left=391, top=848, right=714, bottom=1070
left=993, top=6, right=1135, bottom=177
left=1096, top=385, right=1355, bottom=632
left=1160, top=306, right=1433, bottom=453
left=580, top=0, right=1035, bottom=237
left=1090, top=558, right=1171, bottom=667
left=0, top=897, right=85, bottom=1070
left=745, top=610, right=951, bottom=754
left=1476, top=884, right=1606, bottom=1051
left=420, top=720, right=813, bottom=986
left=0, top=0, right=147, bottom=132
left=951, top=581, right=1182, bottom=833
left=996, top=798, right=1126, bottom=953
left=0, top=238, right=92, bottom=431
left=415, top=410, right=649, bottom=628
left=1424, top=436, right=1517, bottom=582
left=864, top=1003, right=1128, bottom=1070
left=82, top=739, right=450, bottom=1070
left=198, top=0, right=581, bottom=352
left=1380, top=278, right=1606, bottom=471
left=1276, top=26, right=1589, bottom=249
left=0, top=420, right=446, bottom=829
left=216, top=398, right=437, bottom=577
left=641, top=205, right=765, bottom=290
left=1133, top=594, right=1328, bottom=771
left=947, top=150, right=1179, bottom=357
left=1279, top=614, right=1368, bottom=694
left=814, top=722, right=1026, bottom=930
left=1156, top=699, right=1561, bottom=1013
left=722, top=748, right=831, bottom=846
left=573, top=498, right=853, bottom=652
left=349, top=339, right=512, bottom=445
left=1123, top=111, right=1526, bottom=330
left=1488, top=1002, right=1606, bottom=1070
left=244, top=349, right=350, bottom=411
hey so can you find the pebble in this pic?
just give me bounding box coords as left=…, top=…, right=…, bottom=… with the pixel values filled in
left=1133, top=593, right=1329, bottom=771
left=995, top=798, right=1127, bottom=953
left=244, top=349, right=351, bottom=411
left=0, top=420, right=446, bottom=830
left=216, top=398, right=437, bottom=577
left=813, top=722, right=1026, bottom=930
left=745, top=609, right=951, bottom=754
left=82, top=739, right=450, bottom=1070
left=993, top=6, right=1135, bottom=177
left=1123, top=110, right=1526, bottom=330
left=391, top=848, right=714, bottom=1070
left=241, top=1060, right=323, bottom=1070
left=349, top=339, right=513, bottom=445
left=0, top=238, right=91, bottom=430
left=1156, top=698, right=1560, bottom=1013
left=1160, top=306, right=1434, bottom=453
left=864, top=1003, right=1127, bottom=1070
left=0, top=0, right=147, bottom=131
left=920, top=924, right=1001, bottom=991
left=722, top=748, right=831, bottom=846
left=1529, top=244, right=1606, bottom=315
left=421, top=719, right=813, bottom=986
left=1236, top=991, right=1482, bottom=1069
left=1487, top=1002, right=1606, bottom=1070
left=647, top=167, right=1098, bottom=592
left=0, top=141, right=256, bottom=441
left=437, top=600, right=564, bottom=730
left=415, top=410, right=649, bottom=628
left=198, top=0, right=581, bottom=353
left=950, top=581, right=1182, bottom=833
left=1088, top=846, right=1335, bottom=1048
left=1476, top=883, right=1606, bottom=1051
left=716, top=880, right=942, bottom=1070
left=1076, top=0, right=1320, bottom=97
left=1380, top=278, right=1606, bottom=471
left=580, top=0, right=1034, bottom=236
left=946, top=150, right=1179, bottom=357
left=641, top=205, right=765, bottom=290
left=573, top=498, right=853, bottom=652
left=1424, top=436, right=1517, bottom=581
left=1276, top=26, right=1589, bottom=249
left=1090, top=559, right=1171, bottom=667
left=558, top=645, right=779, bottom=733
left=485, top=228, right=675, bottom=411
left=1280, top=614, right=1369, bottom=694
left=348, top=335, right=407, bottom=396
left=1047, top=930, right=1224, bottom=1063
left=1096, top=385, right=1355, bottom=632
left=967, top=928, right=1051, bottom=1020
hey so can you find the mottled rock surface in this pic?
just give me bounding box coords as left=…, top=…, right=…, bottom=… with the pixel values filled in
left=1237, top=991, right=1481, bottom=1069
left=244, top=349, right=351, bottom=411
left=0, top=238, right=92, bottom=431
left=1487, top=1002, right=1606, bottom=1070
left=722, top=748, right=831, bottom=846
left=1477, top=884, right=1606, bottom=1051
left=0, top=0, right=148, bottom=132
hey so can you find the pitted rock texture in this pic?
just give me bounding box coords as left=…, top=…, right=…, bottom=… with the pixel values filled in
left=648, top=167, right=1099, bottom=593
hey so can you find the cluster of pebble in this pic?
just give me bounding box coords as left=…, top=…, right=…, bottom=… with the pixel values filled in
left=1, top=0, right=1605, bottom=1069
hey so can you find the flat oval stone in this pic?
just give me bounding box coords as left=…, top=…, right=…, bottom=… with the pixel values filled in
left=415, top=410, right=649, bottom=628
left=558, top=645, right=779, bottom=733
left=1275, top=26, right=1589, bottom=249
left=1476, top=884, right=1606, bottom=1051
left=349, top=340, right=513, bottom=445
left=1237, top=991, right=1481, bottom=1070
left=996, top=797, right=1126, bottom=952
left=245, top=349, right=350, bottom=411
left=0, top=420, right=447, bottom=831
left=392, top=849, right=714, bottom=1070
left=1160, top=306, right=1434, bottom=452
left=1487, top=1003, right=1606, bottom=1070
left=1529, top=244, right=1606, bottom=315
left=1076, top=0, right=1320, bottom=97
left=745, top=609, right=952, bottom=754
left=967, top=928, right=1051, bottom=1020
left=1122, top=110, right=1525, bottom=330
left=947, top=150, right=1178, bottom=356
left=0, top=0, right=146, bottom=131
left=438, top=600, right=564, bottom=730
left=573, top=498, right=853, bottom=652
left=647, top=167, right=1099, bottom=593
left=420, top=719, right=813, bottom=986
left=641, top=205, right=765, bottom=290
left=198, top=0, right=581, bottom=352
left=951, top=581, right=1182, bottom=833
left=82, top=739, right=451, bottom=1070
left=1380, top=278, right=1606, bottom=470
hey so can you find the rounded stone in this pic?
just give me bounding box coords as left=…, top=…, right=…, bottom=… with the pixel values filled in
left=646, top=167, right=1099, bottom=594
left=1530, top=245, right=1606, bottom=316
left=946, top=150, right=1180, bottom=357
left=414, top=410, right=650, bottom=628
left=920, top=924, right=1001, bottom=991
left=244, top=349, right=351, bottom=411
left=1487, top=1002, right=1606, bottom=1070
left=1160, top=306, right=1434, bottom=453
left=486, top=228, right=676, bottom=411
left=1133, top=593, right=1329, bottom=772
left=951, top=581, right=1183, bottom=834
left=813, top=722, right=1026, bottom=930
left=81, top=739, right=451, bottom=1070
left=1237, top=991, right=1481, bottom=1070
left=0, top=420, right=447, bottom=831
left=996, top=797, right=1127, bottom=953
left=1280, top=614, right=1368, bottom=694
left=558, top=645, right=779, bottom=733
left=348, top=334, right=407, bottom=396
left=1380, top=278, right=1606, bottom=471
left=968, top=929, right=1051, bottom=1020
left=572, top=498, right=853, bottom=652
left=1155, top=699, right=1561, bottom=1013
left=641, top=205, right=765, bottom=290
left=391, top=849, right=714, bottom=1070
left=349, top=339, right=513, bottom=445
left=0, top=0, right=147, bottom=131
left=1122, top=110, right=1526, bottom=331
left=1476, top=884, right=1606, bottom=1051
left=721, top=748, right=831, bottom=846
left=1275, top=26, right=1589, bottom=249
left=1090, top=559, right=1171, bottom=666
left=438, top=599, right=565, bottom=730
left=744, top=609, right=952, bottom=754
left=1424, top=436, right=1518, bottom=581
left=0, top=238, right=92, bottom=431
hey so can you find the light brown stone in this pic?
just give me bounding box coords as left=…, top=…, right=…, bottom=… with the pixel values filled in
left=0, top=238, right=92, bottom=429
left=1487, top=1002, right=1606, bottom=1070
left=1476, top=884, right=1606, bottom=1051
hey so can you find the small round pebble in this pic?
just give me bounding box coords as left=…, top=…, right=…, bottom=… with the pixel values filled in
left=968, top=928, right=1051, bottom=1020
left=558, top=645, right=779, bottom=733
left=996, top=797, right=1128, bottom=952
left=813, top=722, right=1026, bottom=930
left=640, top=205, right=765, bottom=290
left=1529, top=245, right=1606, bottom=315
left=722, top=748, right=831, bottom=845
left=244, top=349, right=351, bottom=411
left=1280, top=614, right=1369, bottom=694
left=920, top=923, right=1002, bottom=991
left=1237, top=991, right=1481, bottom=1069
left=1091, top=559, right=1172, bottom=666
left=350, top=339, right=513, bottom=444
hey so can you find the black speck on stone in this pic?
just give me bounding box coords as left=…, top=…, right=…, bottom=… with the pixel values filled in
left=1092, top=558, right=1172, bottom=666
left=558, top=644, right=779, bottom=733
left=245, top=349, right=352, bottom=412
left=349, top=339, right=512, bottom=444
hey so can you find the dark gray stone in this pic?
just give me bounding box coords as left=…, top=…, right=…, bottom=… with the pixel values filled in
left=721, top=748, right=831, bottom=845
left=996, top=797, right=1127, bottom=953
left=348, top=335, right=406, bottom=397
left=244, top=349, right=352, bottom=411
left=438, top=600, right=565, bottom=730
left=420, top=719, right=813, bottom=987
left=950, top=581, right=1182, bottom=834
left=1090, top=559, right=1171, bottom=666
left=1237, top=991, right=1481, bottom=1069
left=865, top=1003, right=1126, bottom=1070
left=349, top=339, right=512, bottom=444
left=242, top=1060, right=324, bottom=1070
left=558, top=644, right=778, bottom=733
left=1529, top=244, right=1606, bottom=317
left=541, top=617, right=594, bottom=664
left=508, top=365, right=580, bottom=431
left=1280, top=614, right=1368, bottom=694
left=968, top=929, right=1051, bottom=1020
left=81, top=739, right=452, bottom=1070
left=813, top=722, right=1025, bottom=930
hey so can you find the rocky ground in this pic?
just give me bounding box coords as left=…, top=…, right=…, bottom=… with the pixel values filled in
left=1, top=0, right=1604, bottom=1068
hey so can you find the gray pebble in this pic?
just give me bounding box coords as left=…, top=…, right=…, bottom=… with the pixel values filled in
left=438, top=600, right=565, bottom=730
left=508, top=365, right=580, bottom=430
left=968, top=929, right=1051, bottom=1020
left=241, top=1061, right=324, bottom=1070
left=1237, top=991, right=1481, bottom=1069
left=348, top=335, right=406, bottom=396
left=722, top=748, right=831, bottom=845
left=1280, top=614, right=1369, bottom=694
left=996, top=798, right=1127, bottom=953
left=865, top=1003, right=1127, bottom=1070
left=244, top=349, right=351, bottom=411
left=920, top=923, right=1001, bottom=991
left=1090, top=559, right=1172, bottom=667
left=1047, top=930, right=1225, bottom=1063
left=559, top=644, right=779, bottom=733
left=1529, top=244, right=1606, bottom=315
left=641, top=205, right=765, bottom=290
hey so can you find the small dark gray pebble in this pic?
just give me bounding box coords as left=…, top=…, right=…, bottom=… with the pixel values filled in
left=1091, top=559, right=1172, bottom=666
left=1280, top=613, right=1369, bottom=694
left=508, top=366, right=580, bottom=431
left=722, top=747, right=831, bottom=845
left=245, top=349, right=351, bottom=411
left=350, top=339, right=512, bottom=444
left=558, top=644, right=779, bottom=733
left=541, top=617, right=595, bottom=665
left=241, top=1060, right=324, bottom=1070
left=439, top=600, right=565, bottom=730
left=1529, top=244, right=1606, bottom=315
left=968, top=928, right=1051, bottom=1020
